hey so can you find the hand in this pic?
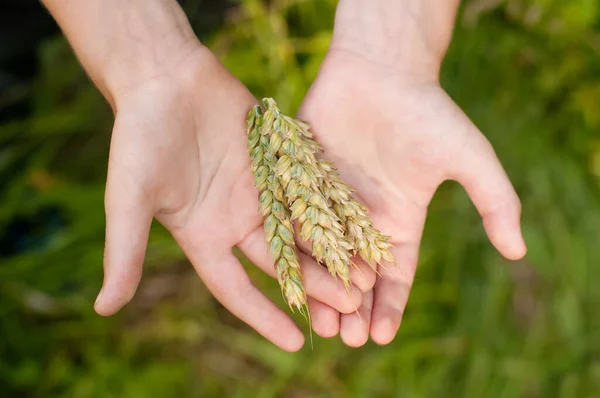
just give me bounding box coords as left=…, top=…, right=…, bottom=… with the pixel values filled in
left=95, top=45, right=366, bottom=351
left=43, top=0, right=370, bottom=351
left=298, top=48, right=527, bottom=346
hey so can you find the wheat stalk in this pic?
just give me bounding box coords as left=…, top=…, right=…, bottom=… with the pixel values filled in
left=247, top=105, right=307, bottom=312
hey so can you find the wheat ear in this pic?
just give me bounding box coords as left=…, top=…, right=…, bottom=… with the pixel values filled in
left=317, top=159, right=395, bottom=268
left=262, top=100, right=396, bottom=269
left=247, top=105, right=307, bottom=312
left=261, top=98, right=353, bottom=289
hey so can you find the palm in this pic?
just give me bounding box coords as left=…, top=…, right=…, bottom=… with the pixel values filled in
left=96, top=49, right=361, bottom=351
left=298, top=50, right=527, bottom=346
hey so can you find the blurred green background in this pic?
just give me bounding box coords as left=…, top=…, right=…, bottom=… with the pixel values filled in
left=1, top=0, right=599, bottom=397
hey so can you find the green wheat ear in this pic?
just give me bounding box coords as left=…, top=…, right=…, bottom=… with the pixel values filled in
left=247, top=105, right=307, bottom=313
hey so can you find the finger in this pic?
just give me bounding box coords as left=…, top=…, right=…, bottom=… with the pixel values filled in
left=309, top=298, right=340, bottom=338
left=451, top=131, right=526, bottom=260
left=370, top=242, right=418, bottom=345
left=239, top=227, right=362, bottom=314
left=96, top=179, right=153, bottom=316
left=292, top=224, right=376, bottom=294
left=340, top=289, right=373, bottom=347
left=349, top=257, right=377, bottom=293
left=188, top=249, right=305, bottom=352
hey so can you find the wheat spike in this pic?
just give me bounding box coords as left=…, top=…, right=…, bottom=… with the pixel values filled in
left=317, top=159, right=396, bottom=268
left=261, top=99, right=353, bottom=289
left=260, top=99, right=395, bottom=269
left=247, top=105, right=307, bottom=312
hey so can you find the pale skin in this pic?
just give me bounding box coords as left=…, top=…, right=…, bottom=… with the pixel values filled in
left=42, top=0, right=526, bottom=350
left=298, top=0, right=527, bottom=346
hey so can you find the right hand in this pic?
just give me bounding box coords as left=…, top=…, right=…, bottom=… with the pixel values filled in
left=96, top=44, right=367, bottom=351
left=296, top=0, right=526, bottom=346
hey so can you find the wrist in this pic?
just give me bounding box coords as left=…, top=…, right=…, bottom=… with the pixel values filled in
left=103, top=33, right=203, bottom=104
left=330, top=0, right=459, bottom=81
left=42, top=0, right=202, bottom=107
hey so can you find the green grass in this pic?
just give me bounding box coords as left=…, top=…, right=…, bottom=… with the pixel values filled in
left=1, top=1, right=599, bottom=396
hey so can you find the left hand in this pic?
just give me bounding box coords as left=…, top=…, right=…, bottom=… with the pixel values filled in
left=298, top=48, right=527, bottom=346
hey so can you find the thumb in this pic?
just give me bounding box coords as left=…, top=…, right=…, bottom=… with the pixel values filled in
left=95, top=173, right=154, bottom=316
left=452, top=131, right=527, bottom=260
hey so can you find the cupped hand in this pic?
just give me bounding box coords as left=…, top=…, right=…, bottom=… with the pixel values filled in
left=298, top=49, right=527, bottom=346
left=95, top=45, right=366, bottom=351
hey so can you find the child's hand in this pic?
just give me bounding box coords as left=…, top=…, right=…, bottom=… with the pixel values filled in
left=43, top=0, right=373, bottom=351
left=298, top=48, right=527, bottom=346
left=97, top=46, right=365, bottom=351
